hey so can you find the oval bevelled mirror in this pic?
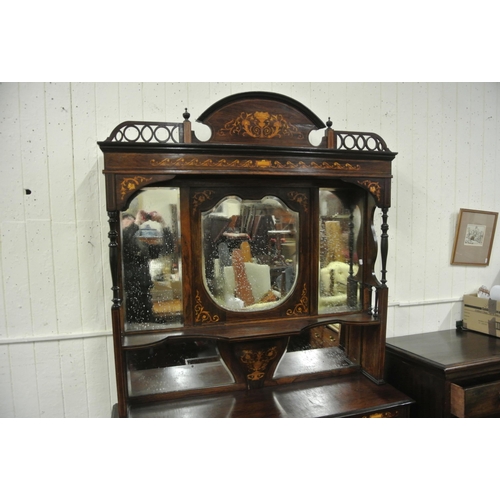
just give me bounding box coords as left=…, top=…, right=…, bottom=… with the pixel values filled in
left=202, top=195, right=298, bottom=312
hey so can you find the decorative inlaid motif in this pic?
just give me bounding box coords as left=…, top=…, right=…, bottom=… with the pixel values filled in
left=150, top=157, right=360, bottom=171
left=312, top=161, right=360, bottom=171
left=240, top=346, right=278, bottom=381
left=151, top=158, right=255, bottom=168
left=363, top=410, right=399, bottom=418
left=358, top=180, right=381, bottom=201
left=192, top=190, right=215, bottom=214
left=194, top=291, right=220, bottom=323
left=119, top=176, right=153, bottom=200
left=288, top=191, right=309, bottom=212
left=217, top=111, right=304, bottom=140
left=286, top=284, right=309, bottom=316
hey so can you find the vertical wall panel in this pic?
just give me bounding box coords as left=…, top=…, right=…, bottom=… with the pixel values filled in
left=71, top=84, right=107, bottom=333
left=1, top=222, right=33, bottom=337
left=482, top=84, right=497, bottom=211
left=438, top=83, right=458, bottom=299
left=77, top=220, right=107, bottom=332
left=34, top=341, right=64, bottom=417
left=0, top=346, right=15, bottom=416
left=409, top=83, right=428, bottom=326
left=0, top=83, right=24, bottom=222
left=393, top=84, right=414, bottom=335
left=59, top=338, right=89, bottom=418
left=19, top=83, right=51, bottom=222
left=45, top=82, right=75, bottom=224
left=26, top=220, right=57, bottom=335
left=165, top=82, right=189, bottom=121
left=325, top=83, right=348, bottom=130
left=424, top=84, right=444, bottom=305
left=52, top=221, right=83, bottom=334
left=380, top=83, right=399, bottom=306
left=118, top=83, right=144, bottom=122
left=95, top=83, right=120, bottom=333
left=142, top=82, right=166, bottom=121
left=209, top=82, right=232, bottom=105
left=452, top=84, right=472, bottom=297
left=83, top=337, right=112, bottom=417
left=9, top=343, right=40, bottom=417
left=187, top=83, right=211, bottom=141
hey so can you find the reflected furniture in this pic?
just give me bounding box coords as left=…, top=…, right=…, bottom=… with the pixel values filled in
left=99, top=92, right=413, bottom=417
left=385, top=329, right=500, bottom=417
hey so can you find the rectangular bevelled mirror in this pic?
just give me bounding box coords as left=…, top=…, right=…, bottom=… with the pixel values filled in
left=121, top=188, right=183, bottom=332
left=318, top=188, right=364, bottom=314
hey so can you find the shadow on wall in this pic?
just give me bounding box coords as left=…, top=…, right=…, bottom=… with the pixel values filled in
left=438, top=300, right=463, bottom=331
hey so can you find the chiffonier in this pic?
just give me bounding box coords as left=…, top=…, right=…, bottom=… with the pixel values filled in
left=98, top=91, right=413, bottom=417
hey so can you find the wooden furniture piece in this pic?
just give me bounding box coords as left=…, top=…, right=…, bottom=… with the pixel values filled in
left=385, top=329, right=500, bottom=417
left=99, top=91, right=413, bottom=417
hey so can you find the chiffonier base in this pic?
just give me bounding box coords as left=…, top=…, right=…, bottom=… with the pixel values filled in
left=112, top=373, right=413, bottom=418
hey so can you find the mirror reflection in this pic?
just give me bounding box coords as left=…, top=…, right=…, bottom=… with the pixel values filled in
left=121, top=188, right=183, bottom=331
left=318, top=189, right=362, bottom=313
left=202, top=196, right=298, bottom=311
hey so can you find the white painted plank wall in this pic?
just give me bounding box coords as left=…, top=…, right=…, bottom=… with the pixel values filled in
left=0, top=82, right=499, bottom=417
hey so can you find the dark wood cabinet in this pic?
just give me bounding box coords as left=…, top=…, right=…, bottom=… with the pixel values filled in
left=99, top=92, right=413, bottom=417
left=385, top=329, right=500, bottom=417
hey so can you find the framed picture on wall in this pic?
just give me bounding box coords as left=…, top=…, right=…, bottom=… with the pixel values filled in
left=451, top=208, right=498, bottom=265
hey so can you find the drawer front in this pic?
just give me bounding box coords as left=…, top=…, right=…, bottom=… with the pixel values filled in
left=450, top=380, right=500, bottom=417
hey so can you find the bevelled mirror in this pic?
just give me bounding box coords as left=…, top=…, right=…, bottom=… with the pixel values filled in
left=202, top=195, right=299, bottom=311
left=318, top=188, right=363, bottom=313
left=121, top=188, right=183, bottom=331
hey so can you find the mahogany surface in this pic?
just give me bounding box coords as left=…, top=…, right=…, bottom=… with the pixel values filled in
left=385, top=329, right=500, bottom=417
left=123, top=373, right=412, bottom=418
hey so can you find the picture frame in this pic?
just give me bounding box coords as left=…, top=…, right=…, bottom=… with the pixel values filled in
left=451, top=208, right=498, bottom=265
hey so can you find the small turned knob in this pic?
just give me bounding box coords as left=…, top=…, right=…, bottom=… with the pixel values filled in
left=183, top=108, right=190, bottom=120
left=326, top=117, right=332, bottom=128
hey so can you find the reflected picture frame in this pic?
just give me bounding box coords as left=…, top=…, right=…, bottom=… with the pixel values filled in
left=451, top=208, right=498, bottom=266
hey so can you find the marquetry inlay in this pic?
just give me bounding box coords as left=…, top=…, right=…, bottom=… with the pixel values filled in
left=357, top=180, right=381, bottom=201
left=150, top=157, right=360, bottom=171
left=286, top=284, right=309, bottom=316
left=194, top=291, right=220, bottom=323
left=217, top=111, right=304, bottom=140
left=119, top=176, right=153, bottom=200
left=192, top=190, right=216, bottom=214
left=240, top=346, right=279, bottom=381
left=288, top=191, right=309, bottom=212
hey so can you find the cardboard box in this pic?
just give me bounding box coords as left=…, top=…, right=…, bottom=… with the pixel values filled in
left=463, top=294, right=500, bottom=337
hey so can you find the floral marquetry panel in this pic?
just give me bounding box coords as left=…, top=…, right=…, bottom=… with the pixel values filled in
left=196, top=92, right=326, bottom=147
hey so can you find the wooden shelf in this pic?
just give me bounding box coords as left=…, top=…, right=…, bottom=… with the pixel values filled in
left=122, top=373, right=413, bottom=418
